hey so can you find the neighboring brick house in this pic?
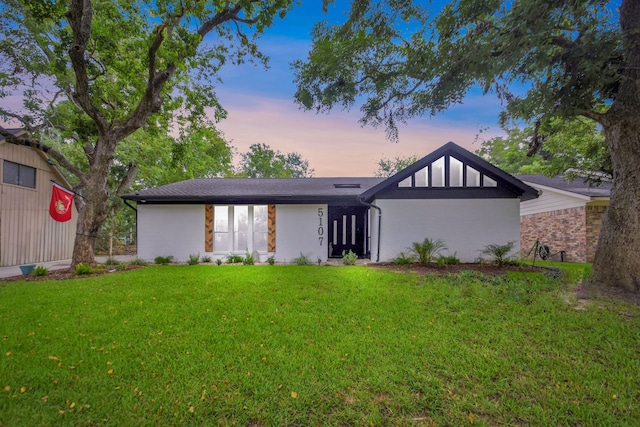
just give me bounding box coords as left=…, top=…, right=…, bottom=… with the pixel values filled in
left=516, top=174, right=611, bottom=263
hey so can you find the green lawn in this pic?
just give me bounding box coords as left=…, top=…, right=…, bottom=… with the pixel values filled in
left=1, top=265, right=638, bottom=426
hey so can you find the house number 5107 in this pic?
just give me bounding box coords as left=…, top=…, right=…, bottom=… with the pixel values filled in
left=318, top=207, right=324, bottom=246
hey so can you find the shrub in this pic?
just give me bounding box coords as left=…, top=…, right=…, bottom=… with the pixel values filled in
left=391, top=252, right=414, bottom=265
left=267, top=255, right=276, bottom=265
left=201, top=255, right=212, bottom=263
left=154, top=256, right=173, bottom=265
left=438, top=253, right=460, bottom=265
left=75, top=263, right=92, bottom=275
left=243, top=251, right=255, bottom=265
left=342, top=250, right=358, bottom=265
left=226, top=254, right=244, bottom=264
left=32, top=266, right=49, bottom=276
left=187, top=253, right=200, bottom=265
left=292, top=253, right=312, bottom=266
left=128, top=258, right=148, bottom=266
left=409, top=237, right=447, bottom=264
left=480, top=241, right=517, bottom=266
left=215, top=258, right=223, bottom=266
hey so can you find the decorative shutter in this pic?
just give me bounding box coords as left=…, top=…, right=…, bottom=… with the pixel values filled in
left=268, top=204, right=276, bottom=252
left=205, top=204, right=213, bottom=252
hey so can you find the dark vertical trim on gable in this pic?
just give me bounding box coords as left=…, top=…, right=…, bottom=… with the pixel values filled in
left=205, top=204, right=213, bottom=252
left=268, top=204, right=276, bottom=252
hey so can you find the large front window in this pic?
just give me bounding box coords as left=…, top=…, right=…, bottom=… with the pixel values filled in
left=213, top=205, right=268, bottom=253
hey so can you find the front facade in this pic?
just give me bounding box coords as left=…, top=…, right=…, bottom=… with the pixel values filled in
left=124, top=142, right=538, bottom=263
left=0, top=129, right=78, bottom=266
left=517, top=174, right=611, bottom=263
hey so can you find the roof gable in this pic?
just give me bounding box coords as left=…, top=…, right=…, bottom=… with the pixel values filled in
left=516, top=174, right=612, bottom=199
left=360, top=142, right=539, bottom=201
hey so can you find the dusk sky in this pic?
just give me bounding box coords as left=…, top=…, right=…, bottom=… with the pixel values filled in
left=213, top=1, right=506, bottom=177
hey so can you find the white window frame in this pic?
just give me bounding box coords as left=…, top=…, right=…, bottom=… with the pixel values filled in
left=212, top=205, right=269, bottom=254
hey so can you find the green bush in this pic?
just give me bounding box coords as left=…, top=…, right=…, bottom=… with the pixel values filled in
left=226, top=254, right=244, bottom=264
left=409, top=237, right=447, bottom=264
left=438, top=253, right=460, bottom=265
left=104, top=257, right=121, bottom=266
left=391, top=252, right=414, bottom=265
left=201, top=255, right=212, bottom=263
left=187, top=253, right=200, bottom=266
left=154, top=256, right=173, bottom=265
left=128, top=258, right=148, bottom=266
left=292, top=253, right=312, bottom=266
left=215, top=258, right=223, bottom=266
left=31, top=266, right=49, bottom=276
left=342, top=250, right=358, bottom=265
left=267, top=255, right=276, bottom=265
left=480, top=241, right=516, bottom=266
left=75, top=263, right=92, bottom=275
left=243, top=252, right=255, bottom=265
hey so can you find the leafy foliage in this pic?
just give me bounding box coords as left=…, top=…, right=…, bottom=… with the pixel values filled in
left=243, top=252, right=255, bottom=265
left=409, top=238, right=448, bottom=265
left=292, top=253, right=313, bottom=266
left=341, top=250, right=358, bottom=265
left=74, top=263, right=92, bottom=275
left=374, top=154, right=418, bottom=177
left=154, top=256, right=173, bottom=265
left=237, top=143, right=314, bottom=178
left=201, top=255, right=212, bottom=263
left=391, top=251, right=414, bottom=265
left=226, top=254, right=244, bottom=264
left=438, top=253, right=460, bottom=266
left=481, top=242, right=517, bottom=267
left=187, top=254, right=200, bottom=266
left=31, top=266, right=49, bottom=276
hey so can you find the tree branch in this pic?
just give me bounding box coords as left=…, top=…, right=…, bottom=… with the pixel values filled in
left=114, top=162, right=139, bottom=198
left=0, top=130, right=86, bottom=179
left=67, top=0, right=108, bottom=133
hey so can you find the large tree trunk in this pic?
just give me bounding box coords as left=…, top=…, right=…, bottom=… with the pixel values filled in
left=590, top=0, right=640, bottom=294
left=591, top=118, right=640, bottom=292
left=70, top=140, right=113, bottom=267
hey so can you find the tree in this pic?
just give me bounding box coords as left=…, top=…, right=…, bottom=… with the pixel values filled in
left=374, top=154, right=418, bottom=177
left=477, top=117, right=611, bottom=180
left=294, top=0, right=640, bottom=293
left=0, top=0, right=293, bottom=266
left=237, top=143, right=314, bottom=178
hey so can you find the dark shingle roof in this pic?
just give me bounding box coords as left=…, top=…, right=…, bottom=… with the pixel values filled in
left=516, top=174, right=612, bottom=198
left=123, top=177, right=386, bottom=204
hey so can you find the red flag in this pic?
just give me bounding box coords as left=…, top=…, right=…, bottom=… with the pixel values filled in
left=49, top=183, right=74, bottom=222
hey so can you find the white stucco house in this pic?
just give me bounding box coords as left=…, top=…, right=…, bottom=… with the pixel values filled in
left=122, top=142, right=539, bottom=263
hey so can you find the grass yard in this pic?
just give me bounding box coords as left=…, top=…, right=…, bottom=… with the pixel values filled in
left=1, top=265, right=639, bottom=426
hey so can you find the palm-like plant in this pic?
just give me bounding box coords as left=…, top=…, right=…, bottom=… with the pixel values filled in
left=409, top=238, right=448, bottom=265
left=481, top=241, right=516, bottom=266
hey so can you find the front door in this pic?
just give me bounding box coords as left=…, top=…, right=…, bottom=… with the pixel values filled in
left=328, top=206, right=368, bottom=258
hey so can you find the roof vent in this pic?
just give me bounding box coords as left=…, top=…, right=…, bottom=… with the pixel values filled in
left=334, top=183, right=361, bottom=188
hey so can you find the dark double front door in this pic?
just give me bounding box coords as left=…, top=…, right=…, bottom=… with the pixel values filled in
left=327, top=206, right=368, bottom=258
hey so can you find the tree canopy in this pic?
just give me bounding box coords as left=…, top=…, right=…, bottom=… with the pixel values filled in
left=295, top=0, right=640, bottom=293
left=238, top=143, right=314, bottom=178
left=0, top=0, right=294, bottom=265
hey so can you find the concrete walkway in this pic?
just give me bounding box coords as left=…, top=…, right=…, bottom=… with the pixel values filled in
left=0, top=255, right=136, bottom=280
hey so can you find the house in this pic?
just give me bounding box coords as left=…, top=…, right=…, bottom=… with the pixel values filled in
left=122, top=142, right=538, bottom=263
left=516, top=174, right=612, bottom=263
left=0, top=128, right=78, bottom=266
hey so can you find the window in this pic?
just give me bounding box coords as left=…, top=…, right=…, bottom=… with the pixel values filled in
left=214, top=206, right=229, bottom=250
left=253, top=205, right=268, bottom=252
left=466, top=166, right=480, bottom=187
left=483, top=176, right=497, bottom=187
left=449, top=157, right=463, bottom=187
left=398, top=176, right=412, bottom=187
left=431, top=156, right=445, bottom=187
left=3, top=160, right=36, bottom=188
left=213, top=205, right=269, bottom=253
left=414, top=166, right=428, bottom=187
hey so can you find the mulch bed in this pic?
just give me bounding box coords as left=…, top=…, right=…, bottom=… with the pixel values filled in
left=1, top=264, right=144, bottom=282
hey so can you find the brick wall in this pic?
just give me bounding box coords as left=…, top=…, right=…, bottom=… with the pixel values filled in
left=520, top=206, right=587, bottom=262
left=586, top=204, right=607, bottom=263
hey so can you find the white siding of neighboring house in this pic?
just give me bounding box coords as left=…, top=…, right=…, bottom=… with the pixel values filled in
left=520, top=184, right=588, bottom=216
left=371, top=198, right=521, bottom=263
left=137, top=204, right=204, bottom=262
left=275, top=204, right=327, bottom=263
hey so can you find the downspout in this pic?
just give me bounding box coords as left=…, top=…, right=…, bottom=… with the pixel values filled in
left=357, top=196, right=382, bottom=262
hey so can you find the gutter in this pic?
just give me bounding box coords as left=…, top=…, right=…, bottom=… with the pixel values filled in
left=357, top=196, right=382, bottom=262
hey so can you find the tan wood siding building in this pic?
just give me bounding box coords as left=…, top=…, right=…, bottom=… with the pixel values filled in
left=0, top=135, right=77, bottom=266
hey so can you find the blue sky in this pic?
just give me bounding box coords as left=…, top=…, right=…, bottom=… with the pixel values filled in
left=212, top=1, right=506, bottom=176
